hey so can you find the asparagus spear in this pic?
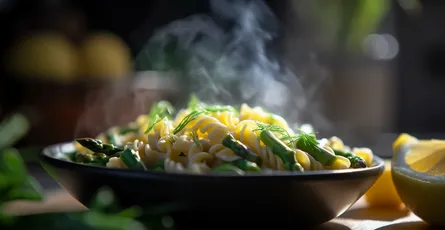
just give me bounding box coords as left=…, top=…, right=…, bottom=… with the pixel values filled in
left=259, top=130, right=304, bottom=172
left=119, top=148, right=147, bottom=171
left=76, top=138, right=124, bottom=156
left=333, top=149, right=367, bottom=168
left=231, top=159, right=260, bottom=172
left=222, top=134, right=262, bottom=166
left=295, top=132, right=337, bottom=166
left=73, top=152, right=108, bottom=165
left=212, top=164, right=245, bottom=175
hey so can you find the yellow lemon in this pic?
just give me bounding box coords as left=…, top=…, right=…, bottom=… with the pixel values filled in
left=392, top=133, right=445, bottom=227
left=364, top=160, right=404, bottom=208
left=77, top=32, right=132, bottom=79
left=7, top=33, right=77, bottom=82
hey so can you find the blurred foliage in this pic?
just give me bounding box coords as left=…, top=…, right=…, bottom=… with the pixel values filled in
left=0, top=114, right=176, bottom=230
left=310, top=0, right=391, bottom=53
left=313, top=0, right=421, bottom=53
left=2, top=187, right=177, bottom=230
left=0, top=113, right=42, bottom=224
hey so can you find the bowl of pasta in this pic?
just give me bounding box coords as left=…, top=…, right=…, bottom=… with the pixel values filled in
left=41, top=95, right=384, bottom=228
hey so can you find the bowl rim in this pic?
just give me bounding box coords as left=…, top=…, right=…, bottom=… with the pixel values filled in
left=40, top=142, right=385, bottom=181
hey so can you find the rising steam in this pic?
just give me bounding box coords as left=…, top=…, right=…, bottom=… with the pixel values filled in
left=76, top=0, right=331, bottom=137
left=135, top=0, right=314, bottom=124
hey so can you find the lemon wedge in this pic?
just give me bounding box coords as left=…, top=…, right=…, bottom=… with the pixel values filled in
left=364, top=160, right=403, bottom=208
left=392, top=133, right=445, bottom=227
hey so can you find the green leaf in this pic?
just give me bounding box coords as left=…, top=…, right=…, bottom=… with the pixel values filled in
left=82, top=211, right=146, bottom=230
left=117, top=206, right=143, bottom=219
left=144, top=115, right=163, bottom=134
left=187, top=94, right=200, bottom=111
left=0, top=114, right=30, bottom=150
left=4, top=176, right=43, bottom=202
left=190, top=131, right=201, bottom=148
left=0, top=148, right=27, bottom=187
left=172, top=110, right=205, bottom=134
left=89, top=187, right=116, bottom=212
left=145, top=101, right=175, bottom=134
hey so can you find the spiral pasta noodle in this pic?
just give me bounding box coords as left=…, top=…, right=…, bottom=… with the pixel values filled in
left=72, top=97, right=374, bottom=175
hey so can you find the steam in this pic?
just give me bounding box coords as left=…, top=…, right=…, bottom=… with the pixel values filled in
left=135, top=0, right=317, bottom=126
left=76, top=0, right=332, bottom=137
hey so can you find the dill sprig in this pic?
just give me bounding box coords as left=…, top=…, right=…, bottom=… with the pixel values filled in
left=167, top=135, right=177, bottom=145
left=186, top=94, right=239, bottom=115
left=144, top=101, right=175, bottom=134
left=294, top=129, right=320, bottom=149
left=144, top=115, right=163, bottom=134
left=173, top=104, right=239, bottom=135
left=187, top=94, right=200, bottom=111
left=173, top=110, right=205, bottom=134
left=202, top=104, right=238, bottom=115
left=254, top=122, right=292, bottom=140
left=190, top=131, right=201, bottom=148
left=283, top=128, right=319, bottom=147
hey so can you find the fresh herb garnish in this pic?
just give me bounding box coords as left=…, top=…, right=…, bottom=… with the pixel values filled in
left=294, top=129, right=320, bottom=149
left=202, top=104, right=238, bottom=114
left=173, top=105, right=240, bottom=135
left=145, top=101, right=175, bottom=134
left=186, top=94, right=239, bottom=115
left=190, top=131, right=201, bottom=148
left=167, top=135, right=177, bottom=145
left=187, top=94, right=200, bottom=111
left=173, top=110, right=205, bottom=134
left=144, top=115, right=164, bottom=134
left=254, top=122, right=292, bottom=140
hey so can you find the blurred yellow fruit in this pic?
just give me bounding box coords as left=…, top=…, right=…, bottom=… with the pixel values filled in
left=393, top=133, right=418, bottom=153
left=7, top=33, right=77, bottom=82
left=392, top=133, right=445, bottom=227
left=77, top=32, right=132, bottom=79
left=364, top=160, right=404, bottom=208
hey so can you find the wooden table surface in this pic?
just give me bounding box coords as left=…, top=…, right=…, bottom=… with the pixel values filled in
left=3, top=189, right=432, bottom=230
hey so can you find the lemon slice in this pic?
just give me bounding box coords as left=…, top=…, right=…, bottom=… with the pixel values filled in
left=364, top=160, right=403, bottom=208
left=392, top=133, right=445, bottom=227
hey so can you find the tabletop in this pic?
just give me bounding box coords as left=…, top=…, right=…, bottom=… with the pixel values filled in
left=3, top=189, right=432, bottom=230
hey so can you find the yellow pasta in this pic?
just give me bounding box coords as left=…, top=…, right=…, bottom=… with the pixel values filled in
left=72, top=97, right=374, bottom=175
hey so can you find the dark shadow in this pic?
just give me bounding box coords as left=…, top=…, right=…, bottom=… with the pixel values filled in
left=376, top=221, right=443, bottom=230
left=340, top=207, right=410, bottom=221
left=313, top=222, right=351, bottom=230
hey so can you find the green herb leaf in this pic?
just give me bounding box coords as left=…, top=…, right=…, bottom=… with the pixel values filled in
left=254, top=122, right=292, bottom=140
left=148, top=101, right=175, bottom=121
left=4, top=176, right=43, bottom=202
left=144, top=115, right=164, bottom=134
left=0, top=148, right=27, bottom=188
left=145, top=101, right=175, bottom=134
left=190, top=131, right=201, bottom=148
left=201, top=104, right=238, bottom=114
left=294, top=129, right=320, bottom=150
left=173, top=110, right=205, bottom=134
left=187, top=94, right=200, bottom=111
left=0, top=113, right=30, bottom=150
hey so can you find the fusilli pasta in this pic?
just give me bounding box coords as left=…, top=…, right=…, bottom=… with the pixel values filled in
left=72, top=97, right=374, bottom=175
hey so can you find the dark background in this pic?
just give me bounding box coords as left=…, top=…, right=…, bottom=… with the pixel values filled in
left=1, top=0, right=445, bottom=148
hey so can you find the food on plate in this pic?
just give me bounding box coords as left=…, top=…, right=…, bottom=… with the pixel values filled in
left=72, top=95, right=374, bottom=175
left=392, top=133, right=445, bottom=226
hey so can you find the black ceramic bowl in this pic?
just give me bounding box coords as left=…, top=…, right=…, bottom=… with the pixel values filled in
left=41, top=142, right=384, bottom=229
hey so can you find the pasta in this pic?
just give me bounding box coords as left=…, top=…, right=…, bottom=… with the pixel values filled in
left=73, top=96, right=374, bottom=175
